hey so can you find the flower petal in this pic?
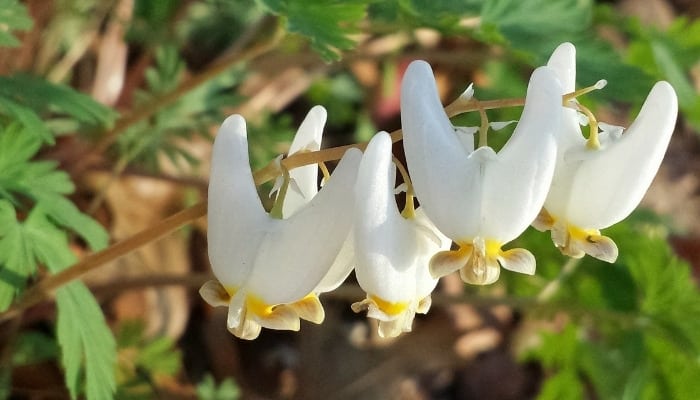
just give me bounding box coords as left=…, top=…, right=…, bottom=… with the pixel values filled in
left=498, top=248, right=536, bottom=275
left=478, top=67, right=561, bottom=242
left=314, top=233, right=355, bottom=293
left=286, top=294, right=325, bottom=324
left=199, top=280, right=230, bottom=307
left=401, top=60, right=481, bottom=241
left=564, top=82, right=677, bottom=229
left=246, top=148, right=362, bottom=305
left=354, top=132, right=417, bottom=301
left=283, top=105, right=327, bottom=217
left=208, top=115, right=269, bottom=286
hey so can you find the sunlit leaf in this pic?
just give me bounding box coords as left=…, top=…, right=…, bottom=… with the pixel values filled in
left=257, top=0, right=368, bottom=61
left=56, top=282, right=117, bottom=400
left=0, top=0, right=33, bottom=47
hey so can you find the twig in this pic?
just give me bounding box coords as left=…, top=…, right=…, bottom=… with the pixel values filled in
left=1, top=202, right=207, bottom=322
left=72, top=15, right=282, bottom=175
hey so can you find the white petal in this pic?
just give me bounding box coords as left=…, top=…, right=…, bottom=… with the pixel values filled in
left=354, top=132, right=418, bottom=302
left=199, top=280, right=230, bottom=307
left=314, top=233, right=355, bottom=293
left=283, top=105, right=326, bottom=217
left=208, top=115, right=269, bottom=286
left=498, top=248, right=536, bottom=275
left=479, top=67, right=561, bottom=242
left=546, top=42, right=576, bottom=93
left=246, top=148, right=362, bottom=305
left=564, top=82, right=677, bottom=229
left=401, top=60, right=481, bottom=241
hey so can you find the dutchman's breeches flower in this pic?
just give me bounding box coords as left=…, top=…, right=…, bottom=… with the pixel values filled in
left=532, top=43, right=678, bottom=263
left=351, top=132, right=450, bottom=338
left=201, top=108, right=361, bottom=340
left=401, top=61, right=563, bottom=285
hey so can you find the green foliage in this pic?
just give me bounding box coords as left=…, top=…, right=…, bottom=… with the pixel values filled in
left=11, top=331, right=60, bottom=366
left=369, top=0, right=482, bottom=32
left=0, top=74, right=117, bottom=142
left=522, top=214, right=700, bottom=399
left=626, top=17, right=700, bottom=130
left=0, top=125, right=108, bottom=252
left=257, top=0, right=369, bottom=61
left=115, top=321, right=182, bottom=399
left=56, top=282, right=117, bottom=400
left=117, top=45, right=243, bottom=172
left=0, top=123, right=114, bottom=397
left=479, top=0, right=592, bottom=53
left=197, top=374, right=241, bottom=400
left=0, top=0, right=33, bottom=47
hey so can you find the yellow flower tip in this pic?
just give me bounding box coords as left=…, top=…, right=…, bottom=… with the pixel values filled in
left=532, top=208, right=555, bottom=232
left=429, top=245, right=473, bottom=278
left=199, top=280, right=231, bottom=307
left=551, top=221, right=619, bottom=263
left=287, top=294, right=325, bottom=324
left=229, top=317, right=262, bottom=341
left=378, top=318, right=410, bottom=338
left=352, top=295, right=418, bottom=338
left=458, top=238, right=502, bottom=285
left=368, top=295, right=409, bottom=317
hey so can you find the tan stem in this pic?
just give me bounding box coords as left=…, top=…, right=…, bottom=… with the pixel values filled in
left=3, top=201, right=207, bottom=320
left=73, top=16, right=282, bottom=175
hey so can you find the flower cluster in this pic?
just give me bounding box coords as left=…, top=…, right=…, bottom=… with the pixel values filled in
left=201, top=43, right=678, bottom=339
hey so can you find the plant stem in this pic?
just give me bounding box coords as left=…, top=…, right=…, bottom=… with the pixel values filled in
left=537, top=257, right=581, bottom=302
left=73, top=15, right=283, bottom=175
left=2, top=201, right=207, bottom=320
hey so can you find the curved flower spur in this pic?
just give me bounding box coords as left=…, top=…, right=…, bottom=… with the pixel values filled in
left=533, top=43, right=678, bottom=263
left=351, top=132, right=450, bottom=337
left=201, top=108, right=361, bottom=340
left=401, top=61, right=563, bottom=285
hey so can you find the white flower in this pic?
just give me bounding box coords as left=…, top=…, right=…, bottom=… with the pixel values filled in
left=351, top=132, right=450, bottom=338
left=201, top=109, right=361, bottom=340
left=532, top=43, right=678, bottom=262
left=401, top=60, right=563, bottom=285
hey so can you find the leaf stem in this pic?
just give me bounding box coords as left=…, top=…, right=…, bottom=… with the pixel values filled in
left=73, top=15, right=283, bottom=175
left=2, top=201, right=207, bottom=321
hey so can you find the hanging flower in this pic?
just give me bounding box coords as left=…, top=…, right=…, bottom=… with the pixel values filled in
left=201, top=108, right=361, bottom=340
left=351, top=132, right=451, bottom=337
left=401, top=60, right=563, bottom=285
left=532, top=42, right=678, bottom=262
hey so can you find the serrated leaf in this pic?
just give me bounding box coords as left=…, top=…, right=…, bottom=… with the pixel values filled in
left=0, top=74, right=117, bottom=131
left=0, top=96, right=52, bottom=143
left=480, top=0, right=592, bottom=53
left=0, top=0, right=33, bottom=47
left=257, top=0, right=368, bottom=61
left=0, top=126, right=108, bottom=251
left=12, top=331, right=60, bottom=366
left=537, top=369, right=584, bottom=400
left=56, top=282, right=117, bottom=400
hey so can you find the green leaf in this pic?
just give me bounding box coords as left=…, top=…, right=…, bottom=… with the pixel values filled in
left=197, top=374, right=241, bottom=400
left=257, top=0, right=368, bottom=61
left=56, top=282, right=117, bottom=400
left=12, top=331, right=60, bottom=366
left=537, top=369, right=584, bottom=400
left=0, top=0, right=33, bottom=47
left=0, top=74, right=117, bottom=134
left=479, top=0, right=592, bottom=54
left=0, top=125, right=108, bottom=251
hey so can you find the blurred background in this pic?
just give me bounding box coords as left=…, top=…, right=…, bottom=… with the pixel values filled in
left=1, top=0, right=700, bottom=399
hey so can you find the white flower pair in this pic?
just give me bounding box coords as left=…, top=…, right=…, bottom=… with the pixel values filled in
left=402, top=42, right=676, bottom=284
left=202, top=42, right=678, bottom=339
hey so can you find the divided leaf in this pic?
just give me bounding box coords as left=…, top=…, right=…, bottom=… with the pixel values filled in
left=0, top=0, right=33, bottom=47
left=257, top=0, right=368, bottom=61
left=56, top=282, right=117, bottom=400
